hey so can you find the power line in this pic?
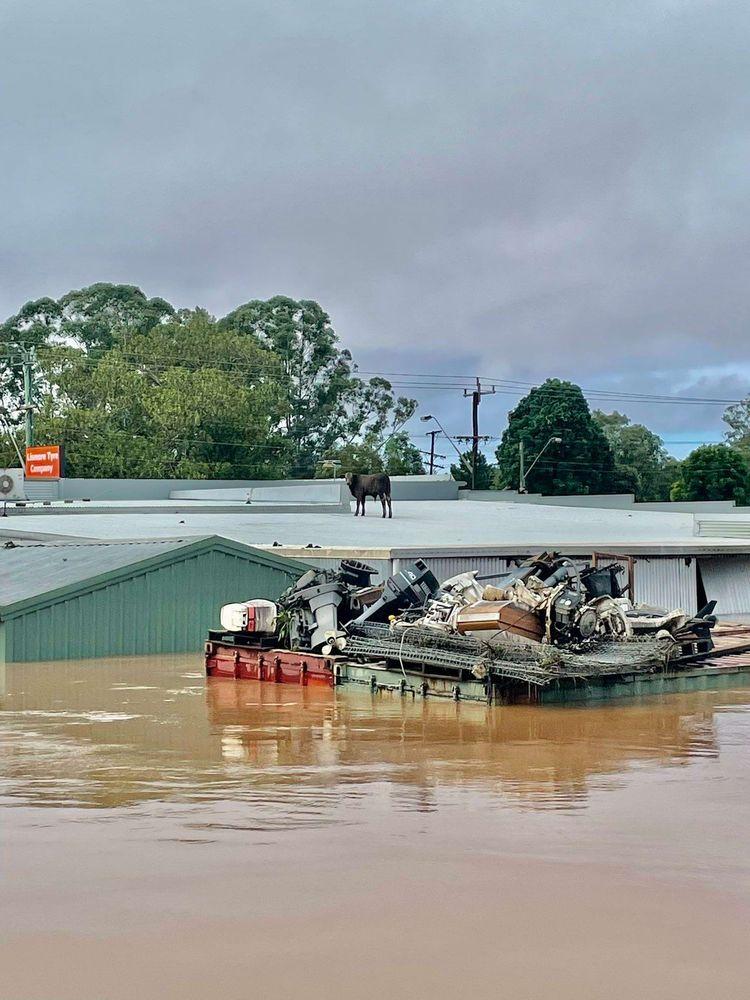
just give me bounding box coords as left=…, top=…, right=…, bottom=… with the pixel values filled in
left=359, top=372, right=748, bottom=406
left=4, top=346, right=747, bottom=405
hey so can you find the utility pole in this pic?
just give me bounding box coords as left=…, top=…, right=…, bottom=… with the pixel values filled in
left=421, top=414, right=472, bottom=479
left=426, top=429, right=441, bottom=475
left=0, top=344, right=35, bottom=458
left=22, top=346, right=35, bottom=449
left=462, top=378, right=496, bottom=489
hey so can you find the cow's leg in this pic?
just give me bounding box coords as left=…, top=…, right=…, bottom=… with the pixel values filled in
left=361, top=495, right=367, bottom=516
left=387, top=495, right=392, bottom=518
left=381, top=494, right=387, bottom=518
left=355, top=497, right=362, bottom=516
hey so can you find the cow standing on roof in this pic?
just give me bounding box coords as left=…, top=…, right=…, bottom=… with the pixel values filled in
left=345, top=473, right=392, bottom=518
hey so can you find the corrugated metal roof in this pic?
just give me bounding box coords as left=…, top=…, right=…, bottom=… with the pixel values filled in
left=0, top=538, right=196, bottom=608
left=0, top=535, right=313, bottom=613
left=0, top=537, right=312, bottom=662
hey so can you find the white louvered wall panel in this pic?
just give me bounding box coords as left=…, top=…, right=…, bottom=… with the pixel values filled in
left=696, top=519, right=750, bottom=538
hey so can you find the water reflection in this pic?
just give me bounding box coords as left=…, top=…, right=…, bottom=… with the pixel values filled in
left=205, top=675, right=725, bottom=810
left=1, top=654, right=748, bottom=820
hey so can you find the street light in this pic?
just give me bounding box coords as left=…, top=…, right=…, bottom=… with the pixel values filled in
left=421, top=414, right=473, bottom=478
left=519, top=436, right=562, bottom=493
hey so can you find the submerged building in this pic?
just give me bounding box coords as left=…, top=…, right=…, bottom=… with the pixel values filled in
left=2, top=475, right=750, bottom=660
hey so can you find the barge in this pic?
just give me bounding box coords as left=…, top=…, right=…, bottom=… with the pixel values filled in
left=205, top=553, right=750, bottom=704
left=205, top=624, right=750, bottom=704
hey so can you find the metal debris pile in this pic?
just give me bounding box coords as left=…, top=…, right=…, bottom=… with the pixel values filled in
left=344, top=621, right=676, bottom=687
left=220, top=552, right=717, bottom=690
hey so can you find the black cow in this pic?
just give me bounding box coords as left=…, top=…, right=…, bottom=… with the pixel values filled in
left=345, top=472, right=392, bottom=518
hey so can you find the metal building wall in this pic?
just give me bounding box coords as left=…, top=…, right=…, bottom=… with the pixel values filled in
left=4, top=549, right=303, bottom=663
left=633, top=557, right=697, bottom=614
left=394, top=553, right=698, bottom=612
left=696, top=556, right=750, bottom=614
left=393, top=554, right=515, bottom=584
left=293, top=555, right=395, bottom=582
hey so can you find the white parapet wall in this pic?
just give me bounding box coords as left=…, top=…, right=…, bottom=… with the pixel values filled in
left=462, top=491, right=637, bottom=508
left=28, top=475, right=459, bottom=504
left=462, top=491, right=744, bottom=514
left=170, top=481, right=352, bottom=508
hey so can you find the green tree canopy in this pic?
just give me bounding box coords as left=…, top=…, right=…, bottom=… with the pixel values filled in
left=383, top=432, right=425, bottom=475
left=57, top=283, right=175, bottom=350
left=593, top=410, right=678, bottom=500
left=670, top=444, right=750, bottom=504
left=34, top=309, right=290, bottom=479
left=3, top=285, right=420, bottom=481
left=723, top=396, right=750, bottom=456
left=315, top=441, right=384, bottom=478
left=1, top=283, right=175, bottom=420
left=450, top=450, right=493, bottom=489
left=315, top=432, right=425, bottom=478
left=1, top=297, right=61, bottom=409
left=495, top=379, right=616, bottom=495
left=1, top=283, right=174, bottom=357
left=220, top=296, right=416, bottom=476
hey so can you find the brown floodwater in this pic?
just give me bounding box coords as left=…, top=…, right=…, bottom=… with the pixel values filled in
left=1, top=655, right=750, bottom=1000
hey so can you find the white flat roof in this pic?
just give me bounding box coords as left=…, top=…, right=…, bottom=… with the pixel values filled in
left=3, top=498, right=745, bottom=552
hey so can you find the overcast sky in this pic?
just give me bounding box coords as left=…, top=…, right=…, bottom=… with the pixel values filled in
left=2, top=0, right=748, bottom=457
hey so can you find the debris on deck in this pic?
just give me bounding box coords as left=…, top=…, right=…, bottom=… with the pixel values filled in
left=205, top=552, right=750, bottom=703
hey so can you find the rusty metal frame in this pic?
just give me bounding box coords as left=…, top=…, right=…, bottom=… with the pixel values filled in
left=592, top=551, right=635, bottom=600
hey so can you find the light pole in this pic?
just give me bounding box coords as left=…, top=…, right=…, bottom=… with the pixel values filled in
left=519, top=435, right=562, bottom=493
left=421, top=414, right=473, bottom=479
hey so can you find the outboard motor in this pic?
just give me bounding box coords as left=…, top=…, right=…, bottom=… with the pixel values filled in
left=351, top=560, right=440, bottom=625
left=277, top=561, right=379, bottom=651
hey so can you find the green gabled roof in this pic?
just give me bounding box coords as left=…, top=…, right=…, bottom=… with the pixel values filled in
left=0, top=534, right=312, bottom=617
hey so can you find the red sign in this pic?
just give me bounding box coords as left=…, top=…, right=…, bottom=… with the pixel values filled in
left=25, top=445, right=63, bottom=479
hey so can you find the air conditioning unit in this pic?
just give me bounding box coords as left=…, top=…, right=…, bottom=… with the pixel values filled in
left=0, top=469, right=26, bottom=502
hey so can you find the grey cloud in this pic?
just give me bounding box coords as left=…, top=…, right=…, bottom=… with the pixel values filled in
left=1, top=0, right=749, bottom=450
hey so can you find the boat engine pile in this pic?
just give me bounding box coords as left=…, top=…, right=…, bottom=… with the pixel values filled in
left=208, top=552, right=718, bottom=699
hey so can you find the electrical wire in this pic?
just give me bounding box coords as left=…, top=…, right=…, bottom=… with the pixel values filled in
left=2, top=346, right=748, bottom=406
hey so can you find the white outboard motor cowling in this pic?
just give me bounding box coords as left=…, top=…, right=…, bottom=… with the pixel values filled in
left=220, top=599, right=277, bottom=633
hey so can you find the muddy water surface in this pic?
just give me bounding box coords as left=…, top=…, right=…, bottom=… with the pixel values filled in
left=1, top=655, right=750, bottom=999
